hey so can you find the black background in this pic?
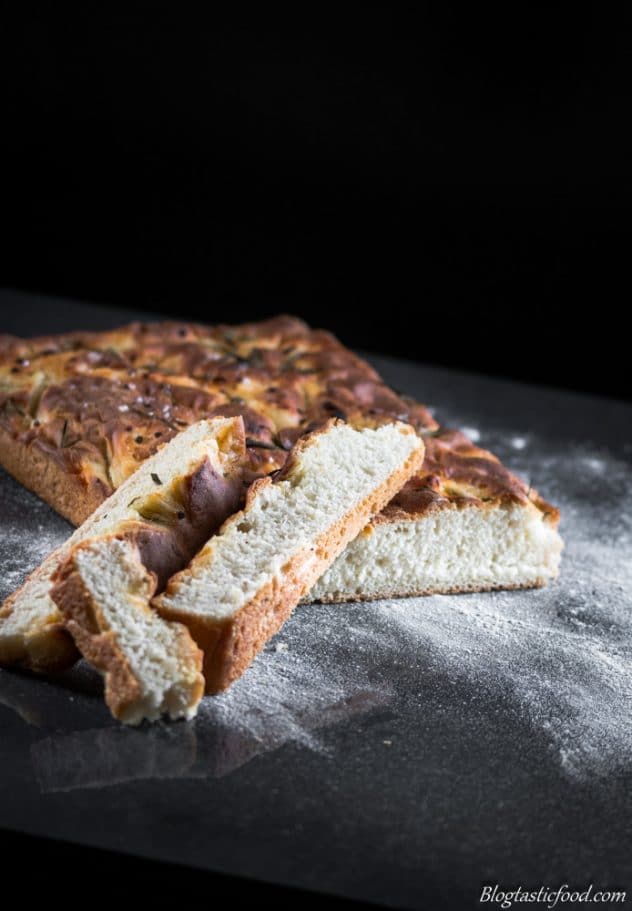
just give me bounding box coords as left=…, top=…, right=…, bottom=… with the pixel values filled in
left=4, top=8, right=631, bottom=400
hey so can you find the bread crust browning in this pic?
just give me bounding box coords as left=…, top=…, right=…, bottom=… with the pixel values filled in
left=51, top=540, right=204, bottom=723
left=0, top=550, right=81, bottom=671
left=0, top=614, right=79, bottom=673
left=0, top=319, right=559, bottom=544
left=312, top=578, right=550, bottom=604
left=53, top=555, right=147, bottom=715
left=155, top=426, right=425, bottom=692
left=380, top=429, right=560, bottom=528
left=0, top=317, right=435, bottom=526
left=0, top=417, right=246, bottom=674
left=0, top=425, right=109, bottom=526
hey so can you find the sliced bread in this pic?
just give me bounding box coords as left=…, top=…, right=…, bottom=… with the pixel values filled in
left=0, top=417, right=246, bottom=672
left=310, top=430, right=563, bottom=601
left=153, top=420, right=424, bottom=692
left=51, top=537, right=204, bottom=724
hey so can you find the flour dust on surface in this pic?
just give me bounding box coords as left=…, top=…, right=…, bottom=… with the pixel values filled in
left=195, top=431, right=632, bottom=780
left=371, top=431, right=632, bottom=780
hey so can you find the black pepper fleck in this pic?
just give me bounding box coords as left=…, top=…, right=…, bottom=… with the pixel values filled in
left=323, top=401, right=348, bottom=421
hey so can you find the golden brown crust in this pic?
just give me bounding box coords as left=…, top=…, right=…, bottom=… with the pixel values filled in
left=312, top=577, right=549, bottom=603
left=156, top=431, right=424, bottom=692
left=53, top=558, right=145, bottom=716
left=0, top=317, right=435, bottom=525
left=0, top=614, right=79, bottom=673
left=0, top=424, right=109, bottom=525
left=51, top=541, right=204, bottom=721
left=380, top=429, right=560, bottom=527
left=0, top=546, right=81, bottom=672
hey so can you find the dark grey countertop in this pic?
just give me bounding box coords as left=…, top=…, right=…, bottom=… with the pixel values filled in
left=1, top=289, right=631, bottom=909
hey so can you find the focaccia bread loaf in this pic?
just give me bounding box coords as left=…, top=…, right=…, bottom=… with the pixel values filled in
left=51, top=536, right=204, bottom=725
left=0, top=417, right=245, bottom=672
left=154, top=421, right=424, bottom=692
left=0, top=316, right=561, bottom=601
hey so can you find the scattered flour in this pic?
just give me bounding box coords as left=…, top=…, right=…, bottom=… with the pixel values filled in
left=192, top=435, right=632, bottom=780
left=25, top=642, right=391, bottom=791
left=0, top=474, right=71, bottom=602
left=582, top=455, right=606, bottom=473
left=372, top=439, right=632, bottom=779
left=195, top=630, right=392, bottom=763
left=460, top=426, right=481, bottom=442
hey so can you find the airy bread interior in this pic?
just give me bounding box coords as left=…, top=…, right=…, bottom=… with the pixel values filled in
left=55, top=537, right=204, bottom=724
left=155, top=420, right=424, bottom=691
left=310, top=500, right=563, bottom=601
left=157, top=422, right=422, bottom=622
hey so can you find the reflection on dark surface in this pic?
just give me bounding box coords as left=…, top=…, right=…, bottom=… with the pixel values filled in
left=0, top=672, right=47, bottom=727
left=0, top=667, right=390, bottom=792
left=0, top=662, right=105, bottom=728
left=32, top=725, right=198, bottom=792
left=31, top=689, right=390, bottom=792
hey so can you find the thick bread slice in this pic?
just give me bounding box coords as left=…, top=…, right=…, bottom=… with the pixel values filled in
left=310, top=498, right=562, bottom=601
left=153, top=420, right=424, bottom=692
left=310, top=430, right=563, bottom=601
left=0, top=417, right=246, bottom=672
left=51, top=537, right=204, bottom=724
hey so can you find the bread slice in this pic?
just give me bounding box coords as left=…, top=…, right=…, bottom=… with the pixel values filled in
left=51, top=537, right=204, bottom=724
left=0, top=417, right=246, bottom=672
left=310, top=429, right=563, bottom=601
left=154, top=420, right=424, bottom=692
